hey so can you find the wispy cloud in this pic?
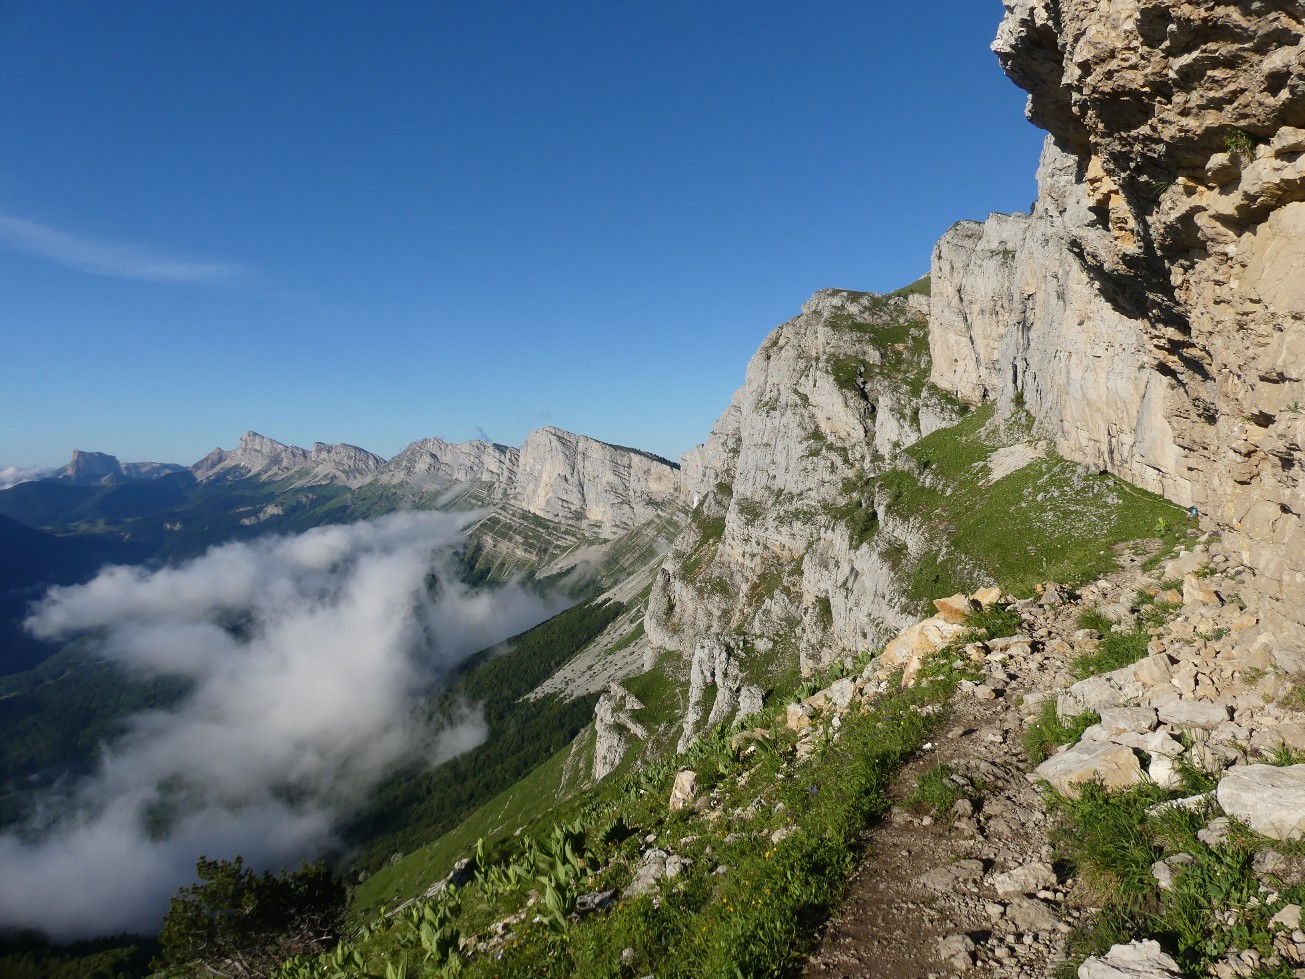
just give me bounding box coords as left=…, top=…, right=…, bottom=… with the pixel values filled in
left=0, top=212, right=244, bottom=284
left=0, top=465, right=47, bottom=490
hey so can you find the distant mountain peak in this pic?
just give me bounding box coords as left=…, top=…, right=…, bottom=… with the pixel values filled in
left=58, top=449, right=184, bottom=485
left=192, top=432, right=385, bottom=488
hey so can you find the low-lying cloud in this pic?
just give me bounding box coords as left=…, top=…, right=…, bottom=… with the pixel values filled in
left=0, top=510, right=564, bottom=940
left=0, top=465, right=47, bottom=490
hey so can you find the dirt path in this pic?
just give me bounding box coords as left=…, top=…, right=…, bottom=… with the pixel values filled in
left=802, top=547, right=1159, bottom=979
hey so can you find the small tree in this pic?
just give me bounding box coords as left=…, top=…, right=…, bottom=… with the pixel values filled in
left=155, top=856, right=345, bottom=979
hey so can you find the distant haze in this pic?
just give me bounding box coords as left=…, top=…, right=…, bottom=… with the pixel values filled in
left=0, top=511, right=565, bottom=940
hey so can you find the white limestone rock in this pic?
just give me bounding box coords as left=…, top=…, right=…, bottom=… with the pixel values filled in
left=1217, top=765, right=1305, bottom=840
left=1077, top=940, right=1183, bottom=979
left=1033, top=740, right=1144, bottom=797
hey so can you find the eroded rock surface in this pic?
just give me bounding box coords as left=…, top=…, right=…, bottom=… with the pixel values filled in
left=934, top=0, right=1305, bottom=641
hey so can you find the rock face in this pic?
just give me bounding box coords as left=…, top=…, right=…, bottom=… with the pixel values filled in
left=290, top=442, right=386, bottom=488
left=191, top=431, right=314, bottom=483
left=935, top=1, right=1305, bottom=638
left=646, top=289, right=963, bottom=681
left=377, top=437, right=519, bottom=501
left=592, top=683, right=648, bottom=781
left=194, top=431, right=385, bottom=488
left=930, top=140, right=1183, bottom=502
left=516, top=428, right=679, bottom=537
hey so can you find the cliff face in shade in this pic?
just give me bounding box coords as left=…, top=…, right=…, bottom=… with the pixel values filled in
left=929, top=138, right=1187, bottom=502
left=933, top=0, right=1305, bottom=640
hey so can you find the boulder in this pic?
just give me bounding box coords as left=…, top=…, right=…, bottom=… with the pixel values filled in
left=786, top=703, right=813, bottom=732
left=879, top=616, right=969, bottom=685
left=1033, top=740, right=1144, bottom=797
left=1151, top=853, right=1194, bottom=891
left=1217, top=765, right=1305, bottom=840
left=1078, top=940, right=1183, bottom=978
left=1145, top=754, right=1185, bottom=791
left=1004, top=896, right=1060, bottom=934
left=1133, top=654, right=1175, bottom=688
left=668, top=769, right=698, bottom=811
left=624, top=849, right=668, bottom=899
left=1164, top=552, right=1207, bottom=580
left=827, top=676, right=858, bottom=710
left=1060, top=667, right=1144, bottom=717
left=972, top=586, right=1003, bottom=607
left=1183, top=573, right=1221, bottom=607
left=918, top=859, right=986, bottom=892
left=575, top=888, right=618, bottom=914
left=937, top=932, right=975, bottom=971
left=1157, top=701, right=1229, bottom=730
left=1111, top=729, right=1184, bottom=758
left=1098, top=707, right=1158, bottom=735
left=992, top=861, right=1058, bottom=897
left=934, top=594, right=977, bottom=624
left=1271, top=904, right=1302, bottom=931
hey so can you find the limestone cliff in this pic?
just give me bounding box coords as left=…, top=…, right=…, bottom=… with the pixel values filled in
left=191, top=426, right=680, bottom=543
left=516, top=427, right=680, bottom=538
left=645, top=288, right=965, bottom=691
left=377, top=427, right=680, bottom=540
left=376, top=436, right=519, bottom=503
left=934, top=0, right=1305, bottom=643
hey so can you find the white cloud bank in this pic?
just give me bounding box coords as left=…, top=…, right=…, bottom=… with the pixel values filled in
left=0, top=510, right=564, bottom=940
left=0, top=213, right=243, bottom=284
left=0, top=465, right=47, bottom=490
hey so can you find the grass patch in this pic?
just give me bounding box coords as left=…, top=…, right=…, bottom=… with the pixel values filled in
left=1071, top=628, right=1150, bottom=679
left=872, top=405, right=1186, bottom=611
left=965, top=603, right=1022, bottom=640
left=890, top=274, right=931, bottom=298
left=1024, top=701, right=1101, bottom=765
left=1048, top=780, right=1305, bottom=978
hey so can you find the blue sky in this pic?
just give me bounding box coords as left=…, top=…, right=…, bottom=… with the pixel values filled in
left=0, top=1, right=1044, bottom=469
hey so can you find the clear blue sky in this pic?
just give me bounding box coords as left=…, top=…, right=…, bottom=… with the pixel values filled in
left=0, top=1, right=1044, bottom=469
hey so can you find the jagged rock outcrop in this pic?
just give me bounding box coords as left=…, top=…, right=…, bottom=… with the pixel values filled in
left=194, top=431, right=384, bottom=487
left=676, top=635, right=764, bottom=752
left=376, top=436, right=519, bottom=500
left=933, top=1, right=1305, bottom=643
left=592, top=682, right=648, bottom=781
left=289, top=442, right=386, bottom=488
left=647, top=288, right=963, bottom=680
left=192, top=431, right=314, bottom=483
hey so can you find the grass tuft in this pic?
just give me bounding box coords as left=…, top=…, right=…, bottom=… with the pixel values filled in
left=1024, top=701, right=1100, bottom=765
